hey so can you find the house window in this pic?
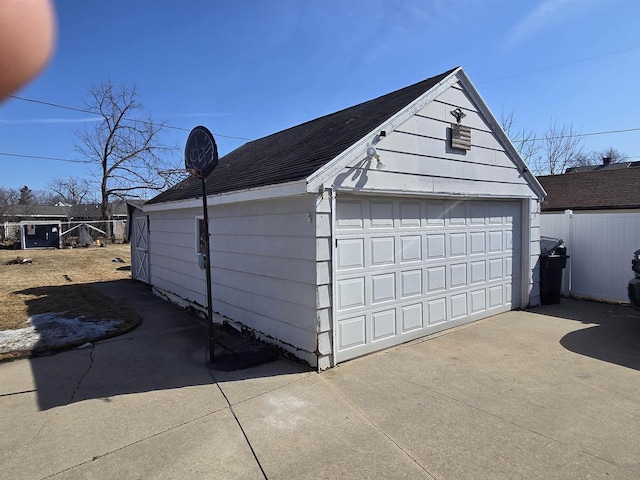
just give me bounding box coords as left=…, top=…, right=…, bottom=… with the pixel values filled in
left=197, top=218, right=208, bottom=254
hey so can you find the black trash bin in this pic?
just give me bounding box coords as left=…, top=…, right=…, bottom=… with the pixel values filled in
left=539, top=237, right=569, bottom=305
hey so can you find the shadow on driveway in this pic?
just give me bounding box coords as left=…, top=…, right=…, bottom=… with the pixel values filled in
left=533, top=298, right=640, bottom=371
left=28, top=279, right=309, bottom=411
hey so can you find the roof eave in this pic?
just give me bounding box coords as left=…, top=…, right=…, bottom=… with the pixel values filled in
left=143, top=179, right=308, bottom=212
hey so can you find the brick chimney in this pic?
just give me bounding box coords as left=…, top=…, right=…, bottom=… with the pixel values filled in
left=603, top=156, right=611, bottom=166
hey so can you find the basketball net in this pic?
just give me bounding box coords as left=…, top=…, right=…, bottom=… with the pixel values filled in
left=157, top=168, right=200, bottom=190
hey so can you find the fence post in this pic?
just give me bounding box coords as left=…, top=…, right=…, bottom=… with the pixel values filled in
left=563, top=209, right=573, bottom=297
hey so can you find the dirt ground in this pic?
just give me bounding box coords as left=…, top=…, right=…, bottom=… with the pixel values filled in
left=0, top=244, right=138, bottom=332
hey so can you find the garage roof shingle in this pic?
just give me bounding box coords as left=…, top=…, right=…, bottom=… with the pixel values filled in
left=148, top=68, right=457, bottom=205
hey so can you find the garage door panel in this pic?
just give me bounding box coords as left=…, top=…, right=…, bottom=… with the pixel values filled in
left=426, top=202, right=445, bottom=226
left=338, top=315, right=366, bottom=350
left=450, top=263, right=467, bottom=289
left=470, top=231, right=486, bottom=254
left=400, top=235, right=422, bottom=263
left=488, top=231, right=503, bottom=252
left=450, top=292, right=468, bottom=320
left=400, top=202, right=421, bottom=227
left=371, top=237, right=395, bottom=266
left=336, top=238, right=365, bottom=270
left=370, top=201, right=394, bottom=228
left=470, top=288, right=487, bottom=313
left=335, top=196, right=522, bottom=362
left=427, top=298, right=447, bottom=325
left=337, top=277, right=366, bottom=311
left=489, top=258, right=503, bottom=280
left=449, top=232, right=467, bottom=257
left=336, top=200, right=364, bottom=230
left=470, top=204, right=486, bottom=225
left=427, top=234, right=446, bottom=259
left=371, top=273, right=396, bottom=304
left=401, top=269, right=423, bottom=298
left=489, top=285, right=504, bottom=308
left=401, top=303, right=424, bottom=332
left=471, top=260, right=486, bottom=284
left=448, top=203, right=467, bottom=226
left=427, top=266, right=446, bottom=292
left=372, top=309, right=397, bottom=341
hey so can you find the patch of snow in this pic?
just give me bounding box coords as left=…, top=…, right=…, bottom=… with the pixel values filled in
left=0, top=313, right=122, bottom=354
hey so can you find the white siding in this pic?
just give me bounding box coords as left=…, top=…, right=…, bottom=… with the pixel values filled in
left=327, top=80, right=541, bottom=312
left=327, top=83, right=530, bottom=198
left=528, top=199, right=541, bottom=306
left=148, top=195, right=320, bottom=366
left=149, top=208, right=205, bottom=306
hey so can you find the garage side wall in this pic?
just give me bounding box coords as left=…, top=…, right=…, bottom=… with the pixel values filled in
left=209, top=195, right=320, bottom=366
left=148, top=195, right=320, bottom=366
left=148, top=206, right=206, bottom=305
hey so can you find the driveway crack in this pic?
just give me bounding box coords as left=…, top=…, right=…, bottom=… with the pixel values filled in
left=70, top=345, right=95, bottom=404
left=208, top=369, right=269, bottom=480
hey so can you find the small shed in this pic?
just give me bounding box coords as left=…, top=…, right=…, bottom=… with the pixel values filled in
left=20, top=221, right=61, bottom=249
left=139, top=67, right=545, bottom=369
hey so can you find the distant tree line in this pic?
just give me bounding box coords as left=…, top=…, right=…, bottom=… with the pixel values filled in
left=1, top=82, right=179, bottom=236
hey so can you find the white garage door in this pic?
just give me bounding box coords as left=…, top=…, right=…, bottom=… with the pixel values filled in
left=334, top=196, right=522, bottom=362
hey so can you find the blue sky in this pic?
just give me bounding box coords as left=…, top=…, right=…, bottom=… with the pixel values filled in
left=1, top=0, right=639, bottom=194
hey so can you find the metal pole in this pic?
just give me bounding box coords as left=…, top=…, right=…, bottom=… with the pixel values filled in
left=201, top=175, right=215, bottom=364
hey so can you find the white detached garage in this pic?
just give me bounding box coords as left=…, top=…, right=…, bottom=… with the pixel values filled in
left=139, top=67, right=545, bottom=370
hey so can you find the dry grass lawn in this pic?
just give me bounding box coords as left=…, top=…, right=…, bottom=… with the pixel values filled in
left=0, top=244, right=139, bottom=331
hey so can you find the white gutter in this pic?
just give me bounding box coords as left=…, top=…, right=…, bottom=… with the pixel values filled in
left=143, top=179, right=308, bottom=212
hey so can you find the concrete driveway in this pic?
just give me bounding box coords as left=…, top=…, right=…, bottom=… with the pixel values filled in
left=1, top=280, right=640, bottom=479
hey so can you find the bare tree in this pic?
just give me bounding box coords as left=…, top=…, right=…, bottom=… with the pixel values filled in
left=500, top=108, right=541, bottom=169
left=590, top=147, right=629, bottom=165
left=75, top=83, right=176, bottom=235
left=542, top=119, right=585, bottom=175
left=49, top=176, right=94, bottom=205
left=0, top=187, right=18, bottom=220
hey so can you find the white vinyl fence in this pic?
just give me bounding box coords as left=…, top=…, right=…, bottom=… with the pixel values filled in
left=541, top=210, right=640, bottom=302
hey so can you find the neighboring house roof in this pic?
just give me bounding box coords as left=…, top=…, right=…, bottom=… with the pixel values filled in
left=538, top=167, right=640, bottom=211
left=2, top=205, right=67, bottom=218
left=1, top=202, right=128, bottom=220
left=564, top=161, right=640, bottom=174
left=69, top=202, right=127, bottom=219
left=148, top=68, right=459, bottom=205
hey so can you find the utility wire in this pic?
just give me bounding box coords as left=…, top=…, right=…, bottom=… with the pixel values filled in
left=0, top=152, right=93, bottom=164
left=478, top=45, right=640, bottom=84
left=522, top=127, right=640, bottom=143
left=2, top=122, right=639, bottom=165
left=7, top=95, right=254, bottom=141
